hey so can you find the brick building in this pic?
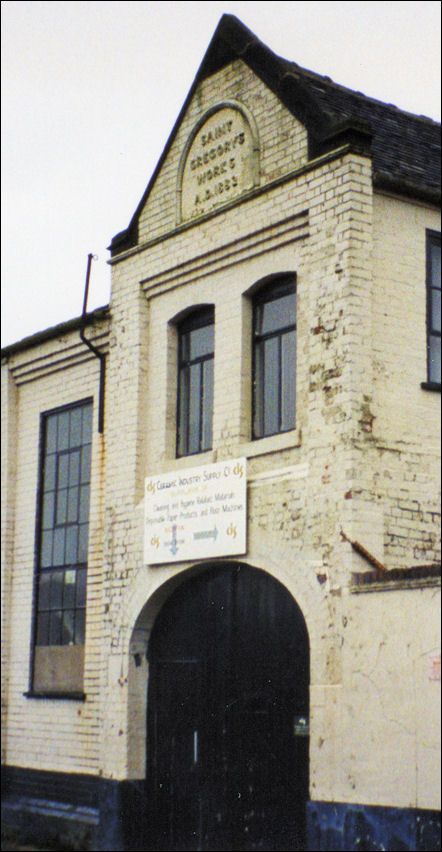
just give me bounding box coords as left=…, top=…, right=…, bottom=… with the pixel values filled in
left=2, top=15, right=441, bottom=852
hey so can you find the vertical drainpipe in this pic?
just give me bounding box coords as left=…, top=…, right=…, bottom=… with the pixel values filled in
left=80, top=253, right=106, bottom=433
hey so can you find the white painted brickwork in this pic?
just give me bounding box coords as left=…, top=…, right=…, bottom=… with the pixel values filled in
left=2, top=53, right=440, bottom=814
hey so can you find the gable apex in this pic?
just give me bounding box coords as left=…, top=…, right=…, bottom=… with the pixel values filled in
left=110, top=14, right=440, bottom=257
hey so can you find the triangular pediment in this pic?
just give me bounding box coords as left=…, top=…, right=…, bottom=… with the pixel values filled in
left=110, top=14, right=439, bottom=256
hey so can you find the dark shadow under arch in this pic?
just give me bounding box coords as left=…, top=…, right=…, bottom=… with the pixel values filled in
left=146, top=562, right=310, bottom=851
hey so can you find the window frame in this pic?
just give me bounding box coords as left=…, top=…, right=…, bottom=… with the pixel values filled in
left=252, top=275, right=297, bottom=440
left=176, top=307, right=215, bottom=457
left=423, top=229, right=441, bottom=390
left=29, top=398, right=93, bottom=697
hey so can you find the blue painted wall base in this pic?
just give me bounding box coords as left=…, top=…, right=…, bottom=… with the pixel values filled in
left=307, top=800, right=441, bottom=851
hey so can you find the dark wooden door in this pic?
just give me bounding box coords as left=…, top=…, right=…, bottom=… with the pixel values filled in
left=146, top=564, right=309, bottom=851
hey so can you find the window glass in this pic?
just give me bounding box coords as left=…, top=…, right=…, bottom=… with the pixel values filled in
left=253, top=278, right=296, bottom=439
left=427, top=233, right=441, bottom=385
left=34, top=400, right=92, bottom=659
left=177, top=309, right=214, bottom=456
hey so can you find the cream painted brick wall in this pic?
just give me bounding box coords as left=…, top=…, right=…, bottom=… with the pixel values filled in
left=1, top=318, right=109, bottom=775
left=2, top=52, right=440, bottom=813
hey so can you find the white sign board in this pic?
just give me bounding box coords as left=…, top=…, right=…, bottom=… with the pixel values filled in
left=144, top=458, right=247, bottom=565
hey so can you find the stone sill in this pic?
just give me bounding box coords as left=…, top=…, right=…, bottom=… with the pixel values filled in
left=240, top=428, right=301, bottom=459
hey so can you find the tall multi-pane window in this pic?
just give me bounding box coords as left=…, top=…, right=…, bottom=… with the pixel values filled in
left=253, top=276, right=297, bottom=439
left=35, top=401, right=92, bottom=652
left=177, top=308, right=214, bottom=456
left=426, top=231, right=441, bottom=386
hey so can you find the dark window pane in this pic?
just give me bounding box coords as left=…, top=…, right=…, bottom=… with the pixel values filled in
left=80, top=445, right=92, bottom=484
left=79, top=485, right=90, bottom=524
left=65, top=526, right=78, bottom=564
left=63, top=570, right=77, bottom=608
left=45, top=416, right=58, bottom=454
left=50, top=570, right=64, bottom=609
left=57, top=411, right=70, bottom=452
left=69, top=408, right=82, bottom=448
left=76, top=568, right=87, bottom=607
left=40, top=531, right=53, bottom=568
left=62, top=610, right=75, bottom=646
left=429, top=335, right=441, bottom=384
left=42, top=493, right=55, bottom=530
left=67, top=486, right=79, bottom=523
left=82, top=405, right=93, bottom=444
left=188, top=364, right=202, bottom=454
left=69, top=451, right=81, bottom=486
left=263, top=337, right=280, bottom=436
left=431, top=243, right=441, bottom=286
left=43, top=455, right=56, bottom=492
left=56, top=488, right=68, bottom=525
left=57, top=454, right=69, bottom=489
left=257, top=291, right=296, bottom=335
left=189, top=323, right=214, bottom=360
left=53, top=527, right=66, bottom=565
left=38, top=572, right=51, bottom=610
left=178, top=366, right=190, bottom=456
left=49, top=610, right=62, bottom=645
left=431, top=289, right=441, bottom=333
left=202, top=359, right=214, bottom=451
left=281, top=330, right=296, bottom=431
left=75, top=609, right=86, bottom=645
left=36, top=612, right=50, bottom=646
left=78, top=524, right=89, bottom=562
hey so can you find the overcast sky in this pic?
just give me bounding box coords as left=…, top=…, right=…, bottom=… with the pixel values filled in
left=2, top=0, right=441, bottom=347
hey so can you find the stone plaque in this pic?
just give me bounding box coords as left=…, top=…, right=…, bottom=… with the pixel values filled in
left=144, top=458, right=247, bottom=565
left=180, top=104, right=258, bottom=222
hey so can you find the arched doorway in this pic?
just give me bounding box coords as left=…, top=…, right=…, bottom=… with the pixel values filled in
left=146, top=563, right=310, bottom=851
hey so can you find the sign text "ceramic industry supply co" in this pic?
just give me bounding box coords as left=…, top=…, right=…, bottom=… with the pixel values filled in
left=144, top=458, right=247, bottom=565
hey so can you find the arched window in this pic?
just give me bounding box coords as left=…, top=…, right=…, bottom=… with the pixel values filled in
left=177, top=307, right=214, bottom=456
left=252, top=276, right=297, bottom=439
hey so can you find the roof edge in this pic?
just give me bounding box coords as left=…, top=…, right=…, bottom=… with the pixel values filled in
left=1, top=305, right=110, bottom=359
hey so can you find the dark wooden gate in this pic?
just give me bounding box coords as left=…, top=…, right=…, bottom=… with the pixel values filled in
left=146, top=563, right=310, bottom=851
